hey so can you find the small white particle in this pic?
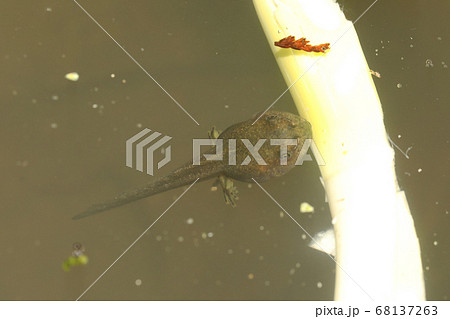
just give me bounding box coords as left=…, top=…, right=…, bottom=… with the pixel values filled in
left=418, top=168, right=422, bottom=173
left=51, top=95, right=59, bottom=101
left=136, top=123, right=142, bottom=128
left=300, top=202, right=315, bottom=213
left=224, top=104, right=229, bottom=109
left=317, top=282, right=323, bottom=288
left=259, top=225, right=264, bottom=231
left=207, top=232, right=213, bottom=238
left=50, top=123, right=58, bottom=129
left=289, top=268, right=295, bottom=275
left=135, top=279, right=142, bottom=286
left=177, top=236, right=184, bottom=242
left=110, top=73, right=115, bottom=78
left=186, top=218, right=194, bottom=225
left=331, top=216, right=338, bottom=225
left=46, top=8, right=52, bottom=12
left=92, top=104, right=98, bottom=109
left=65, top=72, right=79, bottom=81
left=425, top=59, right=434, bottom=68
left=301, top=234, right=307, bottom=240
left=397, top=83, right=403, bottom=89
left=433, top=241, right=438, bottom=246
left=398, top=134, right=402, bottom=138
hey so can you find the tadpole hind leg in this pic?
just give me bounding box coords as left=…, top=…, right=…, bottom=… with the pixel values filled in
left=218, top=174, right=239, bottom=207
left=208, top=126, right=221, bottom=140
left=209, top=126, right=238, bottom=207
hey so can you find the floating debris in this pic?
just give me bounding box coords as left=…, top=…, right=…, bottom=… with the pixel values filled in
left=62, top=242, right=88, bottom=272
left=65, top=72, right=79, bottom=81
left=425, top=59, right=434, bottom=68
left=370, top=69, right=381, bottom=78
left=300, top=202, right=315, bottom=213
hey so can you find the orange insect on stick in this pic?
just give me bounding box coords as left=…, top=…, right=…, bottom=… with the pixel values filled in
left=275, top=36, right=330, bottom=53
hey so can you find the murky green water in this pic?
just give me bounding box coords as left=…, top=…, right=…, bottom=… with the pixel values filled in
left=0, top=0, right=448, bottom=300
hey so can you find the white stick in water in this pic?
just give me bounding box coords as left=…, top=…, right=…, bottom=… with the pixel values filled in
left=253, top=0, right=425, bottom=301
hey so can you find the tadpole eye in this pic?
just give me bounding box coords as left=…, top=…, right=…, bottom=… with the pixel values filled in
left=266, top=115, right=278, bottom=121
left=281, top=150, right=293, bottom=160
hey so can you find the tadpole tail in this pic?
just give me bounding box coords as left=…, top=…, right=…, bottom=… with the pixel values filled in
left=72, top=185, right=159, bottom=220
left=72, top=160, right=221, bottom=220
